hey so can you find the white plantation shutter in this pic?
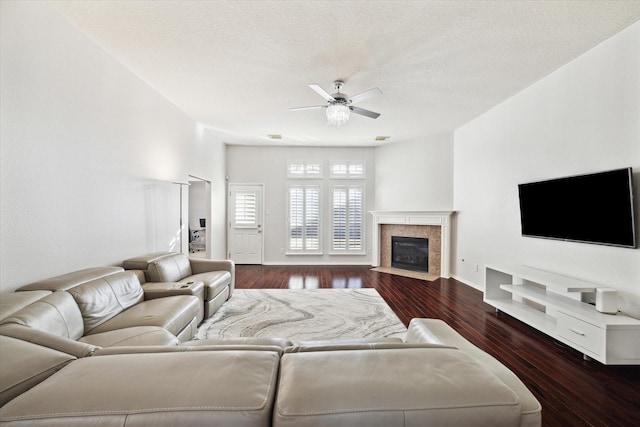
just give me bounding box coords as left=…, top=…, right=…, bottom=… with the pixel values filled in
left=348, top=186, right=363, bottom=250
left=333, top=188, right=347, bottom=250
left=330, top=161, right=365, bottom=179
left=288, top=185, right=321, bottom=252
left=305, top=162, right=322, bottom=177
left=332, top=185, right=364, bottom=252
left=233, top=190, right=258, bottom=227
left=289, top=187, right=303, bottom=250
left=287, top=161, right=323, bottom=178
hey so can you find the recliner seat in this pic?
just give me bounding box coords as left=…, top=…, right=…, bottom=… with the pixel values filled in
left=123, top=252, right=235, bottom=319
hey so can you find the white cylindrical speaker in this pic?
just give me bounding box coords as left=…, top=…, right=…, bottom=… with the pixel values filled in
left=595, top=288, right=618, bottom=314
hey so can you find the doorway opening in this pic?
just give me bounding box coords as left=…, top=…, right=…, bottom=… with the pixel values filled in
left=188, top=175, right=211, bottom=259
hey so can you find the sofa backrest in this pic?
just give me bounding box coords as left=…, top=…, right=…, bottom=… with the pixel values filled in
left=67, top=271, right=144, bottom=334
left=145, top=253, right=193, bottom=282
left=17, top=266, right=125, bottom=292
left=0, top=292, right=84, bottom=340
left=122, top=252, right=193, bottom=282
left=0, top=290, right=51, bottom=323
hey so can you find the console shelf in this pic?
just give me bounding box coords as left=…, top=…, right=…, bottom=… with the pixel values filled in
left=484, top=265, right=640, bottom=365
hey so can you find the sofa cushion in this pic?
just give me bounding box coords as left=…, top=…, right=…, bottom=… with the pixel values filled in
left=0, top=351, right=280, bottom=427
left=274, top=347, right=522, bottom=427
left=0, top=291, right=51, bottom=322
left=182, top=271, right=231, bottom=299
left=86, top=295, right=200, bottom=338
left=68, top=271, right=144, bottom=333
left=0, top=335, right=75, bottom=407
left=146, top=253, right=193, bottom=282
left=0, top=292, right=85, bottom=340
left=17, top=266, right=124, bottom=292
left=78, top=326, right=179, bottom=347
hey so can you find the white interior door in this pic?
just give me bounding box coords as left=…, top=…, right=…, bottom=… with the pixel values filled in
left=228, top=184, right=263, bottom=264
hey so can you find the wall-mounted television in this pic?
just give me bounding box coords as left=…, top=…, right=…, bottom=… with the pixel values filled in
left=518, top=167, right=636, bottom=248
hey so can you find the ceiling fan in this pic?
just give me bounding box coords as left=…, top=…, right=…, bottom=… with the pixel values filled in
left=290, top=81, right=382, bottom=127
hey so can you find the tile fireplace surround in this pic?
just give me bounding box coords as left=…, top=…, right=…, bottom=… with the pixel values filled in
left=370, top=211, right=454, bottom=278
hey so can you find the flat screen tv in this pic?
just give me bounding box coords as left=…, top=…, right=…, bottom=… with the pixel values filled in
left=518, top=167, right=636, bottom=248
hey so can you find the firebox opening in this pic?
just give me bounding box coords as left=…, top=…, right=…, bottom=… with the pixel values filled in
left=391, top=236, right=429, bottom=273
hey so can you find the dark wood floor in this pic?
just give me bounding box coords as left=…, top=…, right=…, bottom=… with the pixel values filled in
left=235, top=265, right=640, bottom=427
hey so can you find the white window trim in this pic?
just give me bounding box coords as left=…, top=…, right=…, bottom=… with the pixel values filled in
left=330, top=184, right=366, bottom=255
left=329, top=160, right=366, bottom=179
left=286, top=184, right=323, bottom=255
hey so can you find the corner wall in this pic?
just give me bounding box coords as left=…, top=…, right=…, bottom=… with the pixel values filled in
left=374, top=134, right=454, bottom=212
left=453, top=22, right=640, bottom=316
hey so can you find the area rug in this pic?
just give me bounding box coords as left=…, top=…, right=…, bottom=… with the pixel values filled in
left=195, top=289, right=407, bottom=342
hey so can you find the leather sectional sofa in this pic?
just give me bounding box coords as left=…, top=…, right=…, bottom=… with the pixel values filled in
left=0, top=258, right=541, bottom=426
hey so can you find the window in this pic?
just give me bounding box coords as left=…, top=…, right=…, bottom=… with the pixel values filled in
left=331, top=185, right=364, bottom=252
left=232, top=190, right=257, bottom=227
left=287, top=160, right=323, bottom=178
left=330, top=160, right=365, bottom=179
left=288, top=185, right=321, bottom=253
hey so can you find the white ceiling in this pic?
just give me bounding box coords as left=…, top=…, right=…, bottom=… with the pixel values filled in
left=49, top=1, right=640, bottom=147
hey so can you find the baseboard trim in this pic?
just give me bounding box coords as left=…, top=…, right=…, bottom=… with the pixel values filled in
left=263, top=261, right=373, bottom=266
left=452, top=274, right=482, bottom=292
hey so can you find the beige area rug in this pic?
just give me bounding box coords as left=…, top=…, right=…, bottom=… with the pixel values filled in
left=371, top=267, right=439, bottom=281
left=195, top=289, right=407, bottom=342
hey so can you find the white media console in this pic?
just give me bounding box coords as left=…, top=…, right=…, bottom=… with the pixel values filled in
left=484, top=265, right=640, bottom=365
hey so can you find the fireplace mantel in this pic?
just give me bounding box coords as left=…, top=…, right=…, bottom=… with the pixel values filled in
left=369, top=211, right=454, bottom=278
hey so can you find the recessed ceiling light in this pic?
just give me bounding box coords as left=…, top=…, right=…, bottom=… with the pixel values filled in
left=375, top=136, right=390, bottom=141
left=268, top=134, right=282, bottom=140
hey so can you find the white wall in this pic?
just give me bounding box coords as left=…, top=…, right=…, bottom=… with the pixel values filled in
left=453, top=22, right=640, bottom=317
left=0, top=2, right=226, bottom=290
left=374, top=134, right=454, bottom=211
left=226, top=145, right=375, bottom=264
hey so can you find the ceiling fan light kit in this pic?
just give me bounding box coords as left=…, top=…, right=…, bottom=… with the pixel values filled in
left=291, top=80, right=382, bottom=127
left=326, top=103, right=350, bottom=127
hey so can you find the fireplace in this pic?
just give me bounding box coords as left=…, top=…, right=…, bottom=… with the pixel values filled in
left=371, top=211, right=453, bottom=278
left=391, top=236, right=429, bottom=272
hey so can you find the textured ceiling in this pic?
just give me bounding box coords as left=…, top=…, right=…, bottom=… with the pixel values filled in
left=49, top=1, right=640, bottom=147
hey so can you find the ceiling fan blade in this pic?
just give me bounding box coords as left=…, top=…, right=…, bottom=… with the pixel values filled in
left=349, top=87, right=382, bottom=104
left=309, top=84, right=336, bottom=101
left=350, top=106, right=380, bottom=119
left=290, top=105, right=326, bottom=111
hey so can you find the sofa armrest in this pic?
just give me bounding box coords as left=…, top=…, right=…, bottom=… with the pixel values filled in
left=0, top=335, right=76, bottom=407
left=0, top=323, right=99, bottom=358
left=142, top=281, right=204, bottom=300
left=189, top=258, right=234, bottom=275
left=405, top=319, right=542, bottom=425
left=189, top=259, right=235, bottom=291
left=405, top=318, right=449, bottom=345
